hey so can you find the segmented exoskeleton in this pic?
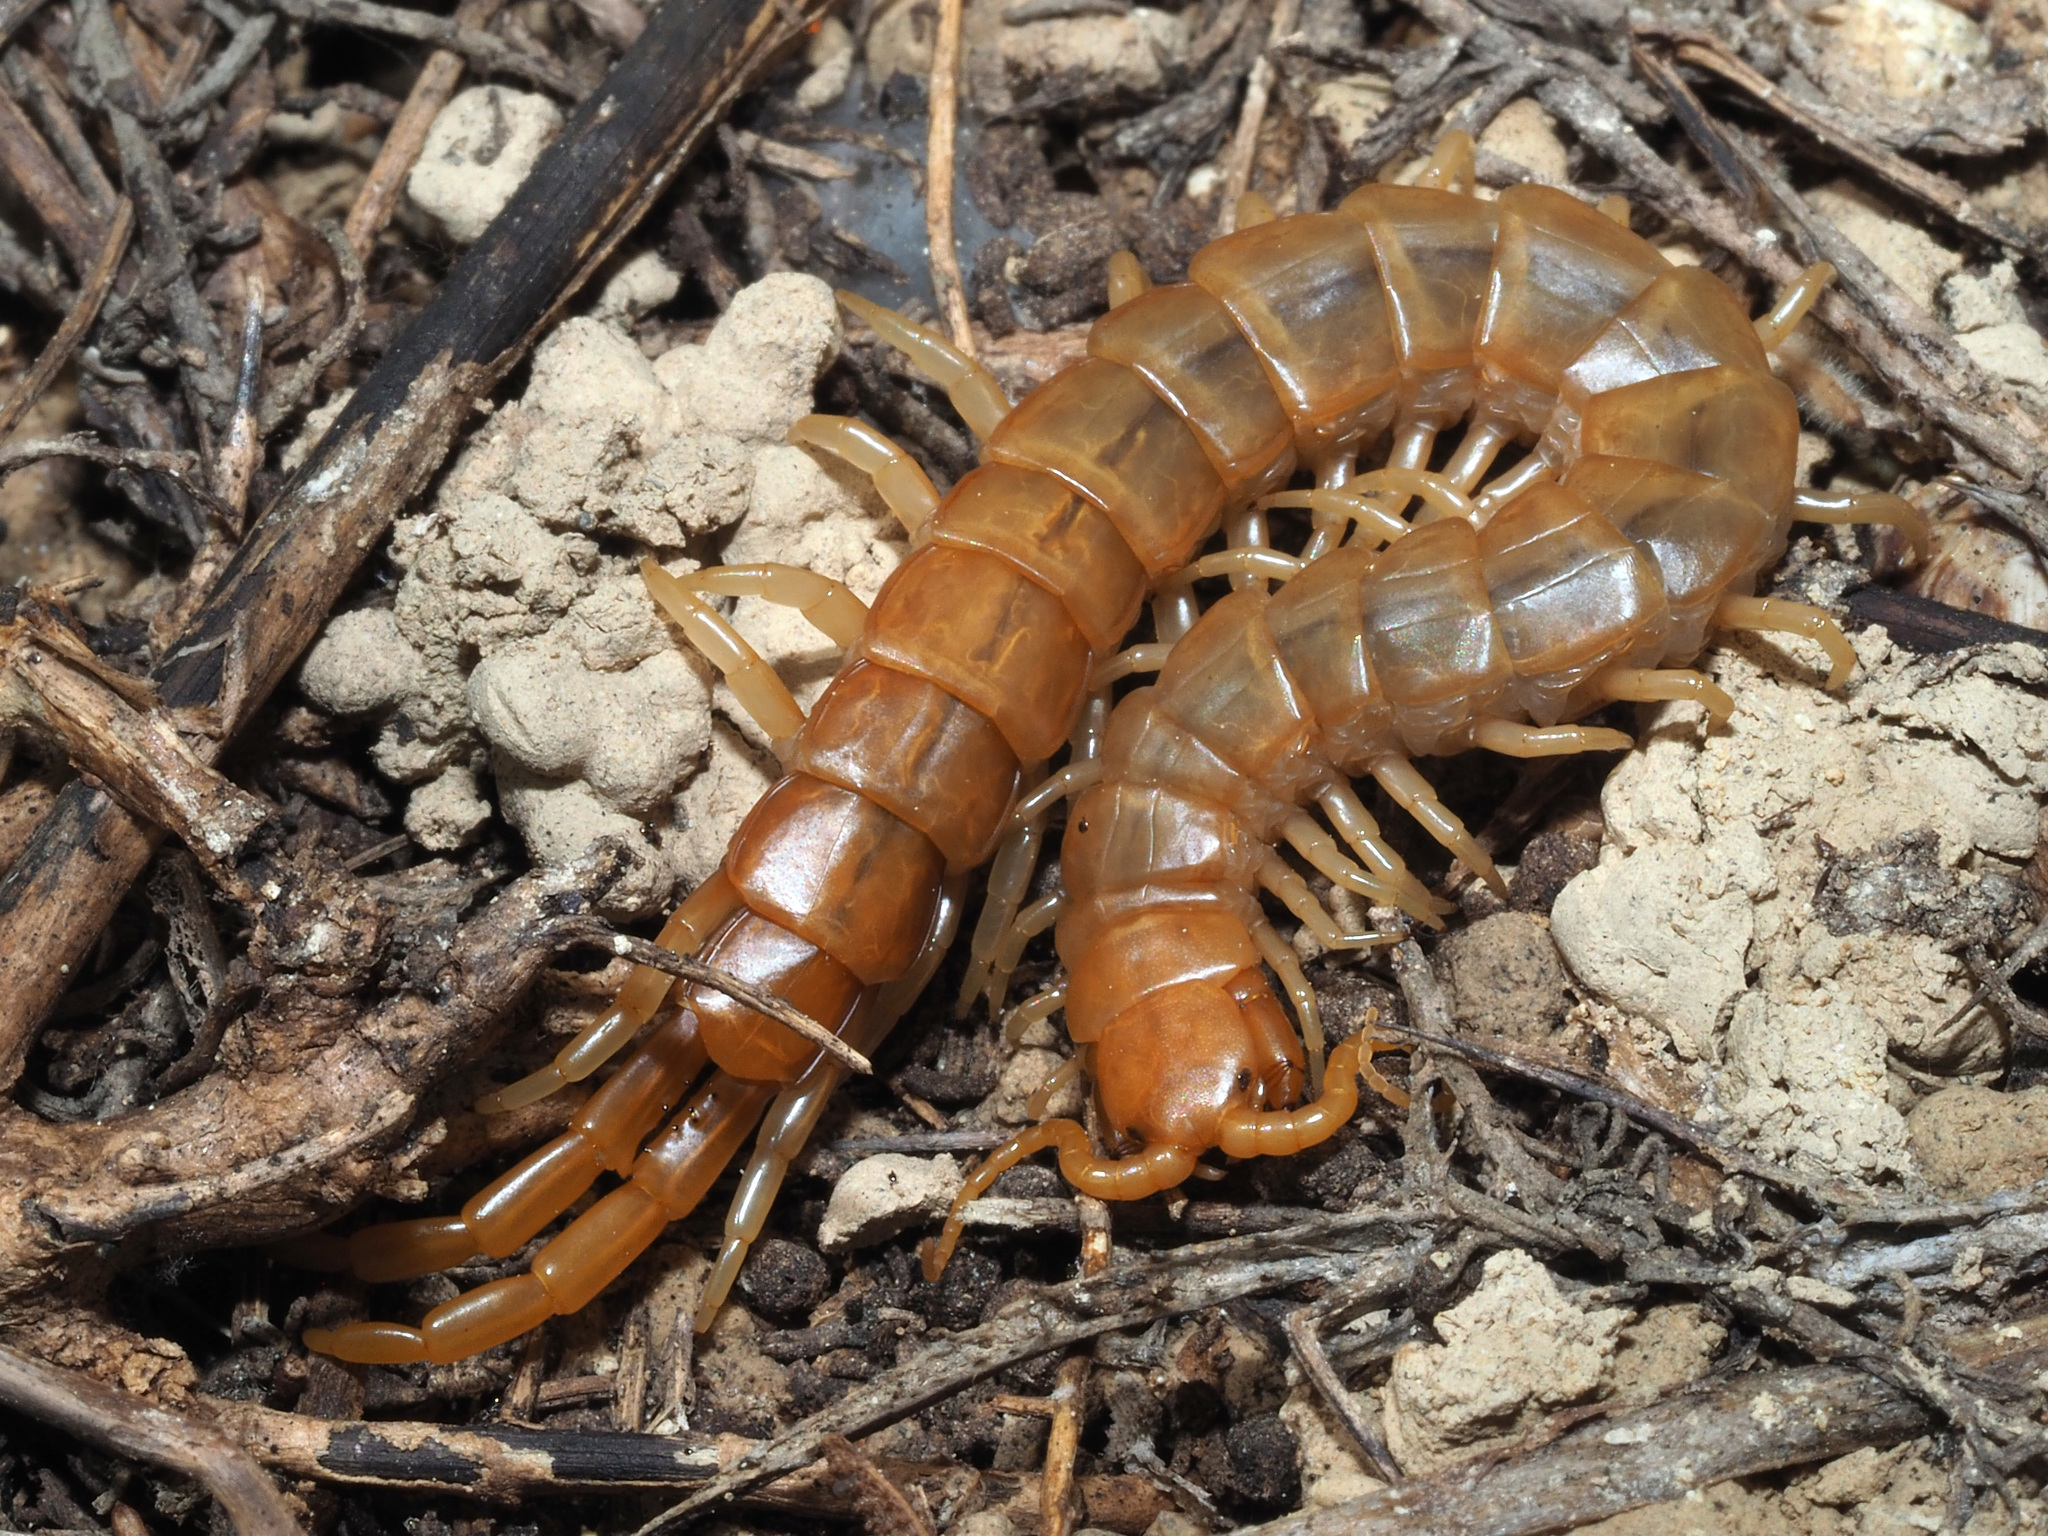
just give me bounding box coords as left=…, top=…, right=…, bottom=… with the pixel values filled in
left=306, top=133, right=1921, bottom=1364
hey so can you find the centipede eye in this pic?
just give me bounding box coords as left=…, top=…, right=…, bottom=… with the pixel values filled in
left=1235, top=1069, right=1253, bottom=1091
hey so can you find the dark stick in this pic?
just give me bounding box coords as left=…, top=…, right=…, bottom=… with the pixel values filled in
left=0, top=0, right=830, bottom=1088
left=0, top=197, right=132, bottom=443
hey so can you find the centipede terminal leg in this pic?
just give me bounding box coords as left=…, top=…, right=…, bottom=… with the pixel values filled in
left=1471, top=719, right=1634, bottom=758
left=1591, top=667, right=1736, bottom=724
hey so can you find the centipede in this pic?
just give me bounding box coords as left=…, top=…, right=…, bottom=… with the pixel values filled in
left=303, top=131, right=1927, bottom=1365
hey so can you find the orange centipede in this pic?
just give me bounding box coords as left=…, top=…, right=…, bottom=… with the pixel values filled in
left=305, top=131, right=1925, bottom=1364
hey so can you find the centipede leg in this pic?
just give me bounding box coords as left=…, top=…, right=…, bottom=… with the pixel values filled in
left=957, top=804, right=1049, bottom=1016
left=696, top=875, right=966, bottom=1329
left=1001, top=985, right=1065, bottom=1045
left=1310, top=787, right=1456, bottom=924
left=341, top=1007, right=711, bottom=1285
left=1754, top=261, right=1837, bottom=352
left=674, top=562, right=871, bottom=650
left=1411, top=129, right=1475, bottom=194
left=479, top=874, right=739, bottom=1114
left=1471, top=718, right=1633, bottom=758
left=1251, top=915, right=1326, bottom=1090
left=1713, top=594, right=1857, bottom=690
left=986, top=890, right=1065, bottom=1020
left=642, top=560, right=806, bottom=751
left=310, top=1066, right=769, bottom=1364
left=1790, top=488, right=1931, bottom=564
left=787, top=415, right=940, bottom=535
left=1590, top=667, right=1736, bottom=724
left=1368, top=754, right=1507, bottom=896
left=1107, top=250, right=1152, bottom=308
left=1257, top=852, right=1401, bottom=952
left=835, top=289, right=1013, bottom=440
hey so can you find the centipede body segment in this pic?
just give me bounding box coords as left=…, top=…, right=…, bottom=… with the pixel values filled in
left=306, top=134, right=1925, bottom=1364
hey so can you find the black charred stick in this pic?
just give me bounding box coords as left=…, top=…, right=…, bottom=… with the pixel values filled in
left=0, top=0, right=831, bottom=1088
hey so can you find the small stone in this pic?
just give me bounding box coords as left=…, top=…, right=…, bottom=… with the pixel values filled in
left=299, top=608, right=423, bottom=717
left=1907, top=1084, right=2048, bottom=1198
left=1438, top=912, right=1570, bottom=1043
left=593, top=250, right=681, bottom=324
left=950, top=1515, right=1017, bottom=1536
left=794, top=14, right=854, bottom=110
left=1383, top=1249, right=1627, bottom=1474
left=408, top=86, right=563, bottom=244
left=1223, top=1413, right=1301, bottom=1507
left=1478, top=98, right=1568, bottom=185
left=738, top=1237, right=831, bottom=1322
left=404, top=764, right=492, bottom=851
left=816, top=1154, right=963, bottom=1255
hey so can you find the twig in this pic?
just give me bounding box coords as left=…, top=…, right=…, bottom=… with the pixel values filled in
left=819, top=1435, right=934, bottom=1536
left=543, top=915, right=871, bottom=1075
left=0, top=1343, right=301, bottom=1536
left=2, top=49, right=120, bottom=221
left=1041, top=1355, right=1090, bottom=1536
left=1215, top=0, right=1300, bottom=231
left=924, top=0, right=973, bottom=353
left=341, top=0, right=509, bottom=258
left=0, top=83, right=104, bottom=272
left=1, top=592, right=275, bottom=888
left=260, top=0, right=578, bottom=97
left=1236, top=1359, right=1937, bottom=1536
left=1643, top=30, right=2031, bottom=259
left=1282, top=1304, right=1401, bottom=1484
left=256, top=221, right=366, bottom=436
left=0, top=197, right=132, bottom=444
left=142, top=8, right=275, bottom=123
left=632, top=1215, right=1435, bottom=1534
left=1369, top=1017, right=1861, bottom=1209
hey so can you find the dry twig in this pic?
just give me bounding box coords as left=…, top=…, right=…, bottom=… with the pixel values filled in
left=925, top=0, right=975, bottom=353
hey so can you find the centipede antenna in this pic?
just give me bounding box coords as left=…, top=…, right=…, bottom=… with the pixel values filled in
left=642, top=559, right=807, bottom=752
left=680, top=562, right=869, bottom=650
left=1107, top=250, right=1153, bottom=308
left=787, top=414, right=940, bottom=534
left=1790, top=487, right=1931, bottom=564
left=1754, top=261, right=1837, bottom=352
left=836, top=289, right=1013, bottom=440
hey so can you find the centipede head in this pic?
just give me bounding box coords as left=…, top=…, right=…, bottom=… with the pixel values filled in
left=1091, top=967, right=1305, bottom=1153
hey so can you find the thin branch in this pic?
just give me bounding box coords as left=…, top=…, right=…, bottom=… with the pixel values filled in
left=260, top=0, right=579, bottom=98
left=0, top=196, right=132, bottom=443
left=924, top=0, right=974, bottom=353
left=341, top=0, right=509, bottom=257
left=1216, top=0, right=1301, bottom=230
left=0, top=1343, right=301, bottom=1536
left=543, top=915, right=872, bottom=1075
left=632, top=1215, right=1435, bottom=1535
